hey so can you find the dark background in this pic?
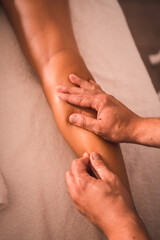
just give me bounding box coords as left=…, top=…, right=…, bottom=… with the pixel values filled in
left=119, top=0, right=160, bottom=95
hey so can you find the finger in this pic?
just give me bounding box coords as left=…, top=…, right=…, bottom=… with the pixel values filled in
left=65, top=170, right=77, bottom=201
left=82, top=152, right=100, bottom=178
left=89, top=163, right=101, bottom=179
left=71, top=156, right=90, bottom=180
left=69, top=74, right=93, bottom=90
left=83, top=152, right=89, bottom=157
left=69, top=113, right=100, bottom=135
left=56, top=85, right=84, bottom=94
left=58, top=92, right=100, bottom=111
left=82, top=152, right=98, bottom=177
left=89, top=79, right=102, bottom=89
left=90, top=152, right=112, bottom=181
left=65, top=170, right=74, bottom=187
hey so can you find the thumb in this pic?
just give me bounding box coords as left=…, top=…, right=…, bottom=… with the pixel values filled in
left=69, top=113, right=99, bottom=134
left=90, top=152, right=112, bottom=180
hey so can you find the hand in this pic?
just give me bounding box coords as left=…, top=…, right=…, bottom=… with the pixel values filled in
left=57, top=74, right=141, bottom=143
left=65, top=152, right=150, bottom=239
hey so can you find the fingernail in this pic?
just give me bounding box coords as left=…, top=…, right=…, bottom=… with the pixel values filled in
left=83, top=152, right=89, bottom=157
left=69, top=74, right=77, bottom=79
left=69, top=114, right=77, bottom=123
left=91, top=152, right=101, bottom=160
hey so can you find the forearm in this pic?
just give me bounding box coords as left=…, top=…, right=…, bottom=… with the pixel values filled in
left=2, top=0, right=130, bottom=191
left=98, top=206, right=150, bottom=239
left=132, top=117, right=160, bottom=148
left=105, top=215, right=150, bottom=240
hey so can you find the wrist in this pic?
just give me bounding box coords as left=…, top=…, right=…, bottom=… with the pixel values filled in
left=128, top=116, right=145, bottom=144
left=130, top=117, right=160, bottom=147
left=101, top=212, right=150, bottom=240
left=123, top=115, right=143, bottom=144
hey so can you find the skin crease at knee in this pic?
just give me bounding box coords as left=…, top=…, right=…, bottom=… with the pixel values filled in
left=1, top=0, right=130, bottom=192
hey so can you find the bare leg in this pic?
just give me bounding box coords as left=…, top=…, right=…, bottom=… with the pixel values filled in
left=1, top=0, right=130, bottom=191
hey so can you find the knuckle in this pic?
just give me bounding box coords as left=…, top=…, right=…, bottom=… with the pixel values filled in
left=74, top=96, right=81, bottom=105
left=104, top=94, right=109, bottom=103
left=96, top=83, right=101, bottom=89
left=96, top=93, right=104, bottom=104
left=76, top=177, right=87, bottom=193
left=110, top=131, right=117, bottom=142
left=78, top=78, right=83, bottom=86
left=67, top=87, right=72, bottom=93
left=71, top=192, right=78, bottom=203
left=93, top=96, right=101, bottom=109
left=65, top=170, right=70, bottom=179
left=80, top=97, right=87, bottom=106
left=72, top=158, right=80, bottom=168
left=105, top=94, right=114, bottom=103
left=107, top=173, right=118, bottom=184
left=80, top=88, right=85, bottom=93
left=97, top=124, right=103, bottom=135
left=78, top=115, right=86, bottom=127
left=93, top=159, right=104, bottom=169
left=103, top=94, right=109, bottom=103
left=69, top=87, right=75, bottom=94
left=93, top=124, right=100, bottom=135
left=68, top=94, right=74, bottom=103
left=91, top=85, right=96, bottom=90
left=93, top=122, right=103, bottom=136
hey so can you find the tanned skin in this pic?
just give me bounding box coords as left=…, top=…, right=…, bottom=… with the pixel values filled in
left=1, top=1, right=150, bottom=239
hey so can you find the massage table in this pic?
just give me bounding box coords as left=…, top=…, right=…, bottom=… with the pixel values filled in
left=0, top=0, right=160, bottom=239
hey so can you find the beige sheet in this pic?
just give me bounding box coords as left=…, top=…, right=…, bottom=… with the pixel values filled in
left=0, top=0, right=160, bottom=239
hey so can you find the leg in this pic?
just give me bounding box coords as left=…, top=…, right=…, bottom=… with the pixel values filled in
left=1, top=0, right=130, bottom=191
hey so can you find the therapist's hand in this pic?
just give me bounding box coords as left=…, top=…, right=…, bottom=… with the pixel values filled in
left=57, top=74, right=141, bottom=143
left=65, top=152, right=150, bottom=239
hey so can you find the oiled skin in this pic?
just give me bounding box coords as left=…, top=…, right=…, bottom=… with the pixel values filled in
left=1, top=0, right=130, bottom=191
